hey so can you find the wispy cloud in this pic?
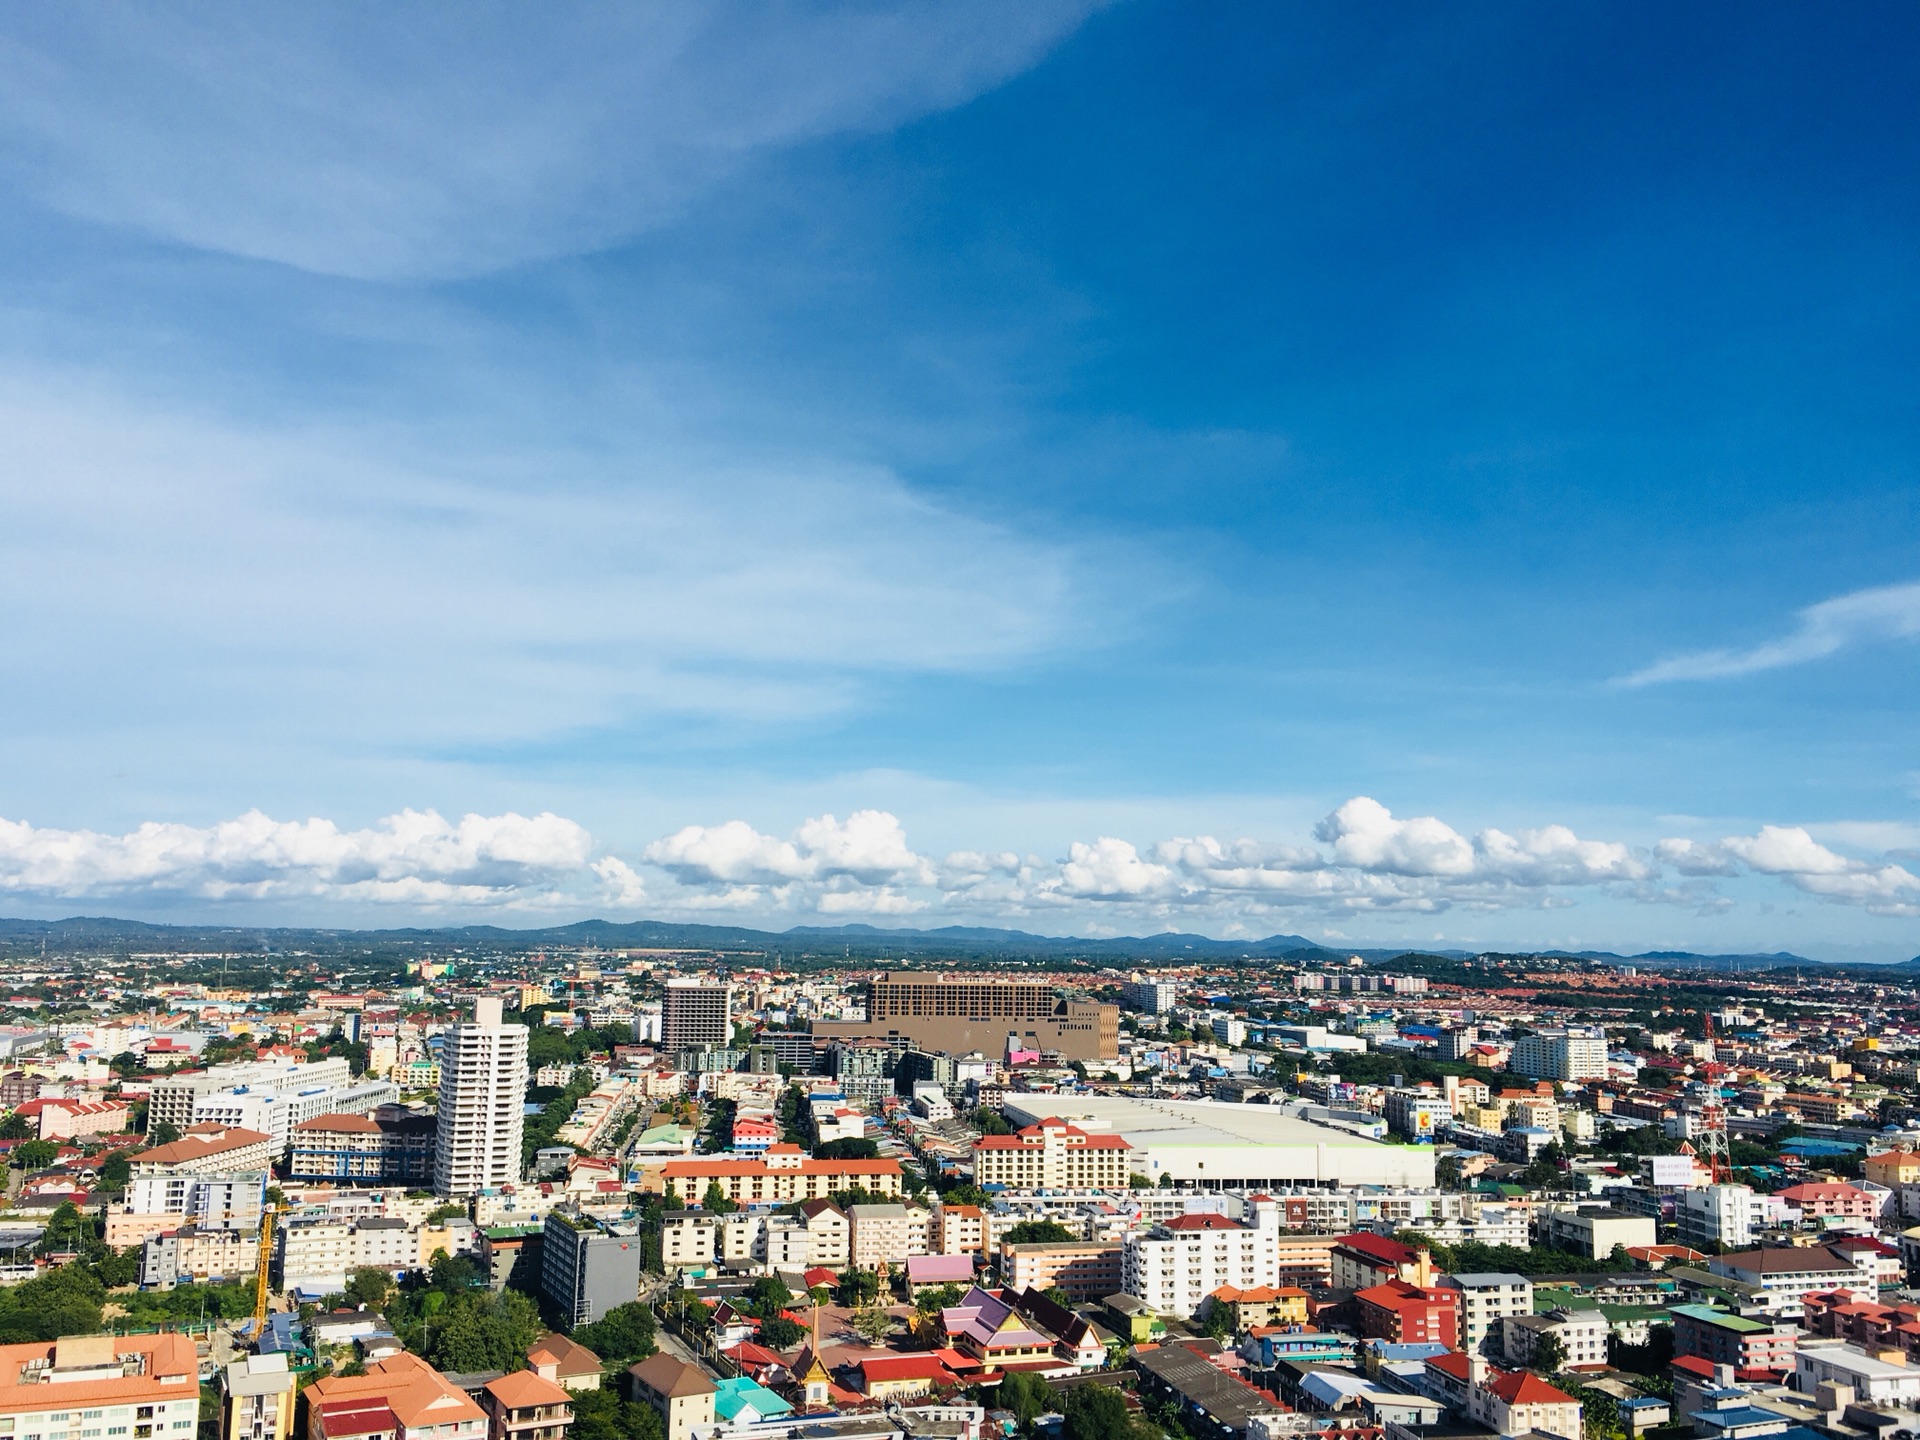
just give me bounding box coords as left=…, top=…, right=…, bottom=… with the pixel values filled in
left=0, top=3, right=1103, bottom=281
left=1621, top=579, right=1920, bottom=686
left=0, top=376, right=1094, bottom=752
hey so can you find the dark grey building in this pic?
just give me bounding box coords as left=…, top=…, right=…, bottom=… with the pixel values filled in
left=541, top=1207, right=642, bottom=1326
left=661, top=980, right=732, bottom=1050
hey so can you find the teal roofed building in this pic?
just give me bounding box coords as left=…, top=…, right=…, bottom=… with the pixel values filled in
left=711, top=1377, right=794, bottom=1425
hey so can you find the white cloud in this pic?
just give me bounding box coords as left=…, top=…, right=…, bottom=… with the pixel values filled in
left=0, top=3, right=1103, bottom=281
left=1620, top=579, right=1920, bottom=685
left=1052, top=838, right=1181, bottom=901
left=6, top=795, right=1917, bottom=929
left=1653, top=837, right=1740, bottom=876
left=0, top=807, right=600, bottom=908
left=1314, top=797, right=1475, bottom=877
left=643, top=810, right=933, bottom=890
left=1657, top=823, right=1920, bottom=917
left=1722, top=826, right=1858, bottom=877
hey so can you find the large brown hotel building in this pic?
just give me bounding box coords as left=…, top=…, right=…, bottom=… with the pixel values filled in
left=810, top=973, right=1120, bottom=1062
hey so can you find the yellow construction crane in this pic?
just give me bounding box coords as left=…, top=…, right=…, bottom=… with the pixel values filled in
left=252, top=1206, right=279, bottom=1334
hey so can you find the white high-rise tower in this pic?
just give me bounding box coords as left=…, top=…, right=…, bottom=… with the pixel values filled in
left=433, top=996, right=529, bottom=1196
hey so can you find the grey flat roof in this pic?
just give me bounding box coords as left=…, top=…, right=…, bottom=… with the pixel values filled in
left=1450, top=1273, right=1531, bottom=1286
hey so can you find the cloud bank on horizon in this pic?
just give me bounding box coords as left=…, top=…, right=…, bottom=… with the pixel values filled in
left=0, top=798, right=1912, bottom=930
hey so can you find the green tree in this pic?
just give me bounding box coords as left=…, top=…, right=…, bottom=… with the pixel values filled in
left=993, top=1371, right=1051, bottom=1429
left=12, top=1140, right=57, bottom=1172
left=148, top=1119, right=182, bottom=1146
left=1000, top=1220, right=1074, bottom=1245
left=572, top=1301, right=658, bottom=1367
left=1062, top=1384, right=1135, bottom=1440
left=423, top=1289, right=541, bottom=1373
left=1532, top=1333, right=1567, bottom=1375
left=570, top=1389, right=664, bottom=1440
left=343, top=1268, right=394, bottom=1311
left=850, top=1304, right=893, bottom=1345
left=0, top=1112, right=32, bottom=1142
left=813, top=1139, right=880, bottom=1161
left=98, top=1151, right=132, bottom=1192
left=746, top=1275, right=792, bottom=1318
left=0, top=1265, right=105, bottom=1342
left=914, top=1283, right=965, bottom=1315
left=759, top=1315, right=805, bottom=1350
left=701, top=1181, right=738, bottom=1215
left=836, top=1268, right=879, bottom=1306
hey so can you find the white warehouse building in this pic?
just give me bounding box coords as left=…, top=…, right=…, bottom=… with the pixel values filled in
left=1001, top=1095, right=1436, bottom=1189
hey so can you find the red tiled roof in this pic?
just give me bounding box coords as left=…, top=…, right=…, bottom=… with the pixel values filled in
left=859, top=1354, right=961, bottom=1384
left=1334, top=1232, right=1418, bottom=1264
left=663, top=1157, right=900, bottom=1177
left=1164, top=1214, right=1245, bottom=1232
left=1484, top=1370, right=1575, bottom=1405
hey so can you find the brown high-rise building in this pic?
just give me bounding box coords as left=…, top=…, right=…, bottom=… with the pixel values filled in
left=811, top=972, right=1119, bottom=1061
left=661, top=979, right=733, bottom=1050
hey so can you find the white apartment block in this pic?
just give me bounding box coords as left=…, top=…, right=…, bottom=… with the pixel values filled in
left=433, top=998, right=529, bottom=1197
left=1122, top=980, right=1177, bottom=1014
left=848, top=1204, right=931, bottom=1269
left=275, top=1215, right=454, bottom=1293
left=193, top=1079, right=398, bottom=1157
left=124, top=1170, right=266, bottom=1224
left=1122, top=1214, right=1278, bottom=1319
left=1443, top=1273, right=1534, bottom=1355
left=1679, top=1185, right=1797, bottom=1251
left=1509, top=1028, right=1608, bottom=1083
left=1503, top=1308, right=1609, bottom=1371
left=972, top=1118, right=1132, bottom=1189
left=149, top=1057, right=353, bottom=1134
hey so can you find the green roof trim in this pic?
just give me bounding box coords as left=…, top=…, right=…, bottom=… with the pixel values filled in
left=1669, top=1304, right=1770, bottom=1334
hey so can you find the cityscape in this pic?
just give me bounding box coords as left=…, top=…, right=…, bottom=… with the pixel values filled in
left=0, top=942, right=1912, bottom=1440
left=0, top=14, right=1917, bottom=1440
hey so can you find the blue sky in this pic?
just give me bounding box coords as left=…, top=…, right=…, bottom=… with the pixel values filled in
left=1, top=2, right=1919, bottom=956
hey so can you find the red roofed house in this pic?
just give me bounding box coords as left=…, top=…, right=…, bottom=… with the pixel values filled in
left=1331, top=1232, right=1437, bottom=1292
left=1206, top=1285, right=1309, bottom=1329
left=304, top=1352, right=488, bottom=1440
left=1354, top=1280, right=1460, bottom=1349
left=1476, top=1368, right=1582, bottom=1438
left=526, top=1333, right=604, bottom=1393
left=1422, top=1353, right=1582, bottom=1439
left=971, top=1117, right=1132, bottom=1189
left=479, top=1369, right=574, bottom=1440
left=1777, top=1182, right=1880, bottom=1221
left=855, top=1353, right=963, bottom=1400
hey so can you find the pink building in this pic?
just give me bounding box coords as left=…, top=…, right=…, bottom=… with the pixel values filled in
left=1777, top=1182, right=1879, bottom=1220
left=21, top=1098, right=130, bottom=1141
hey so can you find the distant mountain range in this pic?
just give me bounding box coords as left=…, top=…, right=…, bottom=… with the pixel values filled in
left=0, top=913, right=1899, bottom=972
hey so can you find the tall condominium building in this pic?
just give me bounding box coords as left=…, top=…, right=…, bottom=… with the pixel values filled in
left=1509, top=1027, right=1608, bottom=1083
left=433, top=998, right=529, bottom=1197
left=1122, top=979, right=1177, bottom=1014
left=811, top=972, right=1120, bottom=1061
left=660, top=979, right=733, bottom=1050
